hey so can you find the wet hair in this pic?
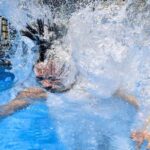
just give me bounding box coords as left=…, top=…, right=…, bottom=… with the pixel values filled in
left=21, top=19, right=67, bottom=62
left=21, top=19, right=77, bottom=93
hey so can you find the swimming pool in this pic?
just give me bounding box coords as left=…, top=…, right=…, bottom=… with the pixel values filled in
left=0, top=92, right=66, bottom=150
left=0, top=0, right=150, bottom=150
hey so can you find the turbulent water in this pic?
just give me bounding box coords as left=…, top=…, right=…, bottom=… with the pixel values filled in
left=0, top=0, right=150, bottom=150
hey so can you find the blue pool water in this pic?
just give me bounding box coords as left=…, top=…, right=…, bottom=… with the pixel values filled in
left=0, top=0, right=150, bottom=150
left=0, top=101, right=66, bottom=150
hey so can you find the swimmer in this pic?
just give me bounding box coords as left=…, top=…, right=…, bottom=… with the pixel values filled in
left=0, top=18, right=139, bottom=120
left=21, top=19, right=74, bottom=92
left=0, top=18, right=77, bottom=117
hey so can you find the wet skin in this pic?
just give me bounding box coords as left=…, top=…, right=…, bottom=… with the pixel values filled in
left=34, top=60, right=67, bottom=92
left=0, top=87, right=47, bottom=118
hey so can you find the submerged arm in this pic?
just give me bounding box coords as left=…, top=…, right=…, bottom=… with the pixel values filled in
left=114, top=88, right=139, bottom=109
left=114, top=89, right=150, bottom=149
left=0, top=87, right=48, bottom=118
left=114, top=89, right=148, bottom=149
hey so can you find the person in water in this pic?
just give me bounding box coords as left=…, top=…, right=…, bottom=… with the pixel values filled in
left=0, top=17, right=139, bottom=114
left=0, top=17, right=143, bottom=149
left=21, top=19, right=76, bottom=92
left=0, top=18, right=78, bottom=116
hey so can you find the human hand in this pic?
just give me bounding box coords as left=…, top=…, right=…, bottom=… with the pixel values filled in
left=131, top=130, right=150, bottom=149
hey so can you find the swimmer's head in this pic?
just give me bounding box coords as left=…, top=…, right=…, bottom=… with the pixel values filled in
left=21, top=19, right=67, bottom=47
left=23, top=19, right=71, bottom=92
left=34, top=61, right=66, bottom=92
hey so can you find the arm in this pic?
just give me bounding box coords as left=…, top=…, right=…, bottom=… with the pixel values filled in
left=0, top=99, right=29, bottom=118
left=114, top=89, right=150, bottom=149
left=114, top=89, right=148, bottom=149
left=0, top=87, right=48, bottom=118
left=114, top=89, right=139, bottom=109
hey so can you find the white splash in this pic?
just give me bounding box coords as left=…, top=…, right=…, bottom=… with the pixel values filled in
left=0, top=0, right=150, bottom=149
left=47, top=1, right=150, bottom=149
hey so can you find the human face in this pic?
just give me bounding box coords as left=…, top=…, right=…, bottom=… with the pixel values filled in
left=34, top=60, right=65, bottom=92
